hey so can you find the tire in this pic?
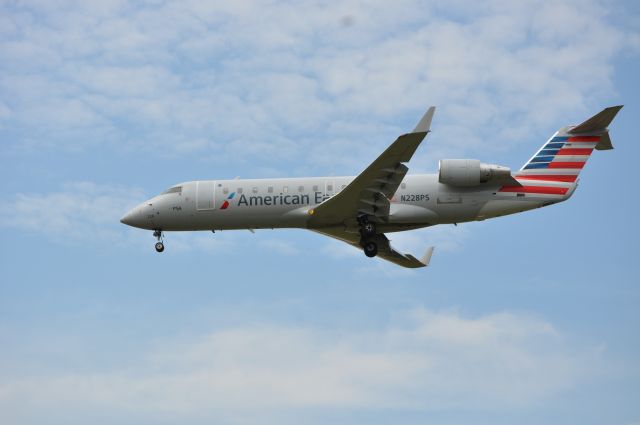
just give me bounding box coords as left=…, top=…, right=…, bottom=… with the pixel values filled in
left=364, top=242, right=378, bottom=258
left=155, top=242, right=165, bottom=252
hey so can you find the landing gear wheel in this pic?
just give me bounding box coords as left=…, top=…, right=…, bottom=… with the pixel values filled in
left=153, top=229, right=164, bottom=252
left=364, top=241, right=378, bottom=258
left=362, top=222, right=376, bottom=237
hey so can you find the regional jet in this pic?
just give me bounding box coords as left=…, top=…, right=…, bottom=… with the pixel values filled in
left=121, top=105, right=622, bottom=268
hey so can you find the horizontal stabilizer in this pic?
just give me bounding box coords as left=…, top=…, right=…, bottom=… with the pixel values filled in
left=569, top=105, right=623, bottom=134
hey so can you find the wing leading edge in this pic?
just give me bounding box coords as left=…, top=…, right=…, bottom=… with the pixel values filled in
left=308, top=106, right=435, bottom=228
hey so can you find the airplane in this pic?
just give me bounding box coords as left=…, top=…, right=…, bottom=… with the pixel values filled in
left=120, top=105, right=622, bottom=268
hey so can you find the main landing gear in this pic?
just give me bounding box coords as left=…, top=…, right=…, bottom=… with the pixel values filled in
left=359, top=216, right=378, bottom=258
left=362, top=221, right=376, bottom=237
left=363, top=241, right=378, bottom=257
left=153, top=229, right=164, bottom=252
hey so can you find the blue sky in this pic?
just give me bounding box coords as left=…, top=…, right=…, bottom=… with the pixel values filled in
left=1, top=1, right=639, bottom=424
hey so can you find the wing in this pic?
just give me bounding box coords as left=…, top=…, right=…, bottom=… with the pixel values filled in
left=313, top=227, right=434, bottom=269
left=308, top=107, right=435, bottom=227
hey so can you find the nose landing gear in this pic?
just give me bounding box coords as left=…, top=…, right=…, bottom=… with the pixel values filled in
left=153, top=229, right=164, bottom=252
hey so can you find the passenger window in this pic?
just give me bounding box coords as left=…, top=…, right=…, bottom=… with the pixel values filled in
left=268, top=186, right=274, bottom=193
left=327, top=184, right=333, bottom=191
left=401, top=183, right=406, bottom=189
left=252, top=187, right=258, bottom=194
left=237, top=188, right=243, bottom=194
left=313, top=185, right=318, bottom=192
left=223, top=187, right=229, bottom=195
left=283, top=186, right=288, bottom=193
left=298, top=185, right=304, bottom=192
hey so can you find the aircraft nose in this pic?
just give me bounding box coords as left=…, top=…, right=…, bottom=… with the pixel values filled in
left=121, top=201, right=156, bottom=229
left=120, top=205, right=147, bottom=228
left=120, top=208, right=137, bottom=226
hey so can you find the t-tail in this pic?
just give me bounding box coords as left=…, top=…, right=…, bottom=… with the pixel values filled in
left=511, top=106, right=623, bottom=197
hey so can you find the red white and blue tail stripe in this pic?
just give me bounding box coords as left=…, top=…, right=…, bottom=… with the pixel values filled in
left=517, top=134, right=600, bottom=183
left=500, top=106, right=622, bottom=197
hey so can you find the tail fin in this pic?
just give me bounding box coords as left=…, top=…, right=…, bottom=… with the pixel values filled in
left=517, top=105, right=623, bottom=183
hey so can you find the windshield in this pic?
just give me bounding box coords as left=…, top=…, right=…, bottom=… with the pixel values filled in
left=161, top=186, right=182, bottom=195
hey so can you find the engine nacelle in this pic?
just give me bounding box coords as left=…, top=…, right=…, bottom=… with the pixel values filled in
left=438, top=159, right=512, bottom=187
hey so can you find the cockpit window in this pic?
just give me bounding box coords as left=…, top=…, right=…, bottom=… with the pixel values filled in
left=162, top=186, right=182, bottom=195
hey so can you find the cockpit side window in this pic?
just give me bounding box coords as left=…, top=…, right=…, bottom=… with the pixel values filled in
left=162, top=186, right=182, bottom=195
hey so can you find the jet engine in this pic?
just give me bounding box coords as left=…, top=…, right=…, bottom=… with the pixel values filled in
left=438, top=159, right=512, bottom=187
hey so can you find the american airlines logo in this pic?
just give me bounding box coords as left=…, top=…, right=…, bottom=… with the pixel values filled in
left=219, top=192, right=235, bottom=210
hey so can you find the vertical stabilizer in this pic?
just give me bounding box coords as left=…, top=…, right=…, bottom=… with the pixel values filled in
left=517, top=106, right=622, bottom=183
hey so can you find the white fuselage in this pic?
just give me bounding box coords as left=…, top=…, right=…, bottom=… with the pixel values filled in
left=121, top=173, right=574, bottom=233
left=118, top=104, right=619, bottom=267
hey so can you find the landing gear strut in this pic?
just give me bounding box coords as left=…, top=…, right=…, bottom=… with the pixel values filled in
left=153, top=229, right=164, bottom=253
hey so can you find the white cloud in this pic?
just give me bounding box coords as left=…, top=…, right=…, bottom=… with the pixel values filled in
left=0, top=307, right=594, bottom=419
left=0, top=0, right=636, bottom=169
left=0, top=181, right=145, bottom=244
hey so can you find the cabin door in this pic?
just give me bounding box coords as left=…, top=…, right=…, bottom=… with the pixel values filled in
left=196, top=181, right=216, bottom=210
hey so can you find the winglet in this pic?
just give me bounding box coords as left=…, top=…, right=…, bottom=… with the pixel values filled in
left=420, top=246, right=435, bottom=267
left=412, top=106, right=436, bottom=133
left=404, top=246, right=435, bottom=268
